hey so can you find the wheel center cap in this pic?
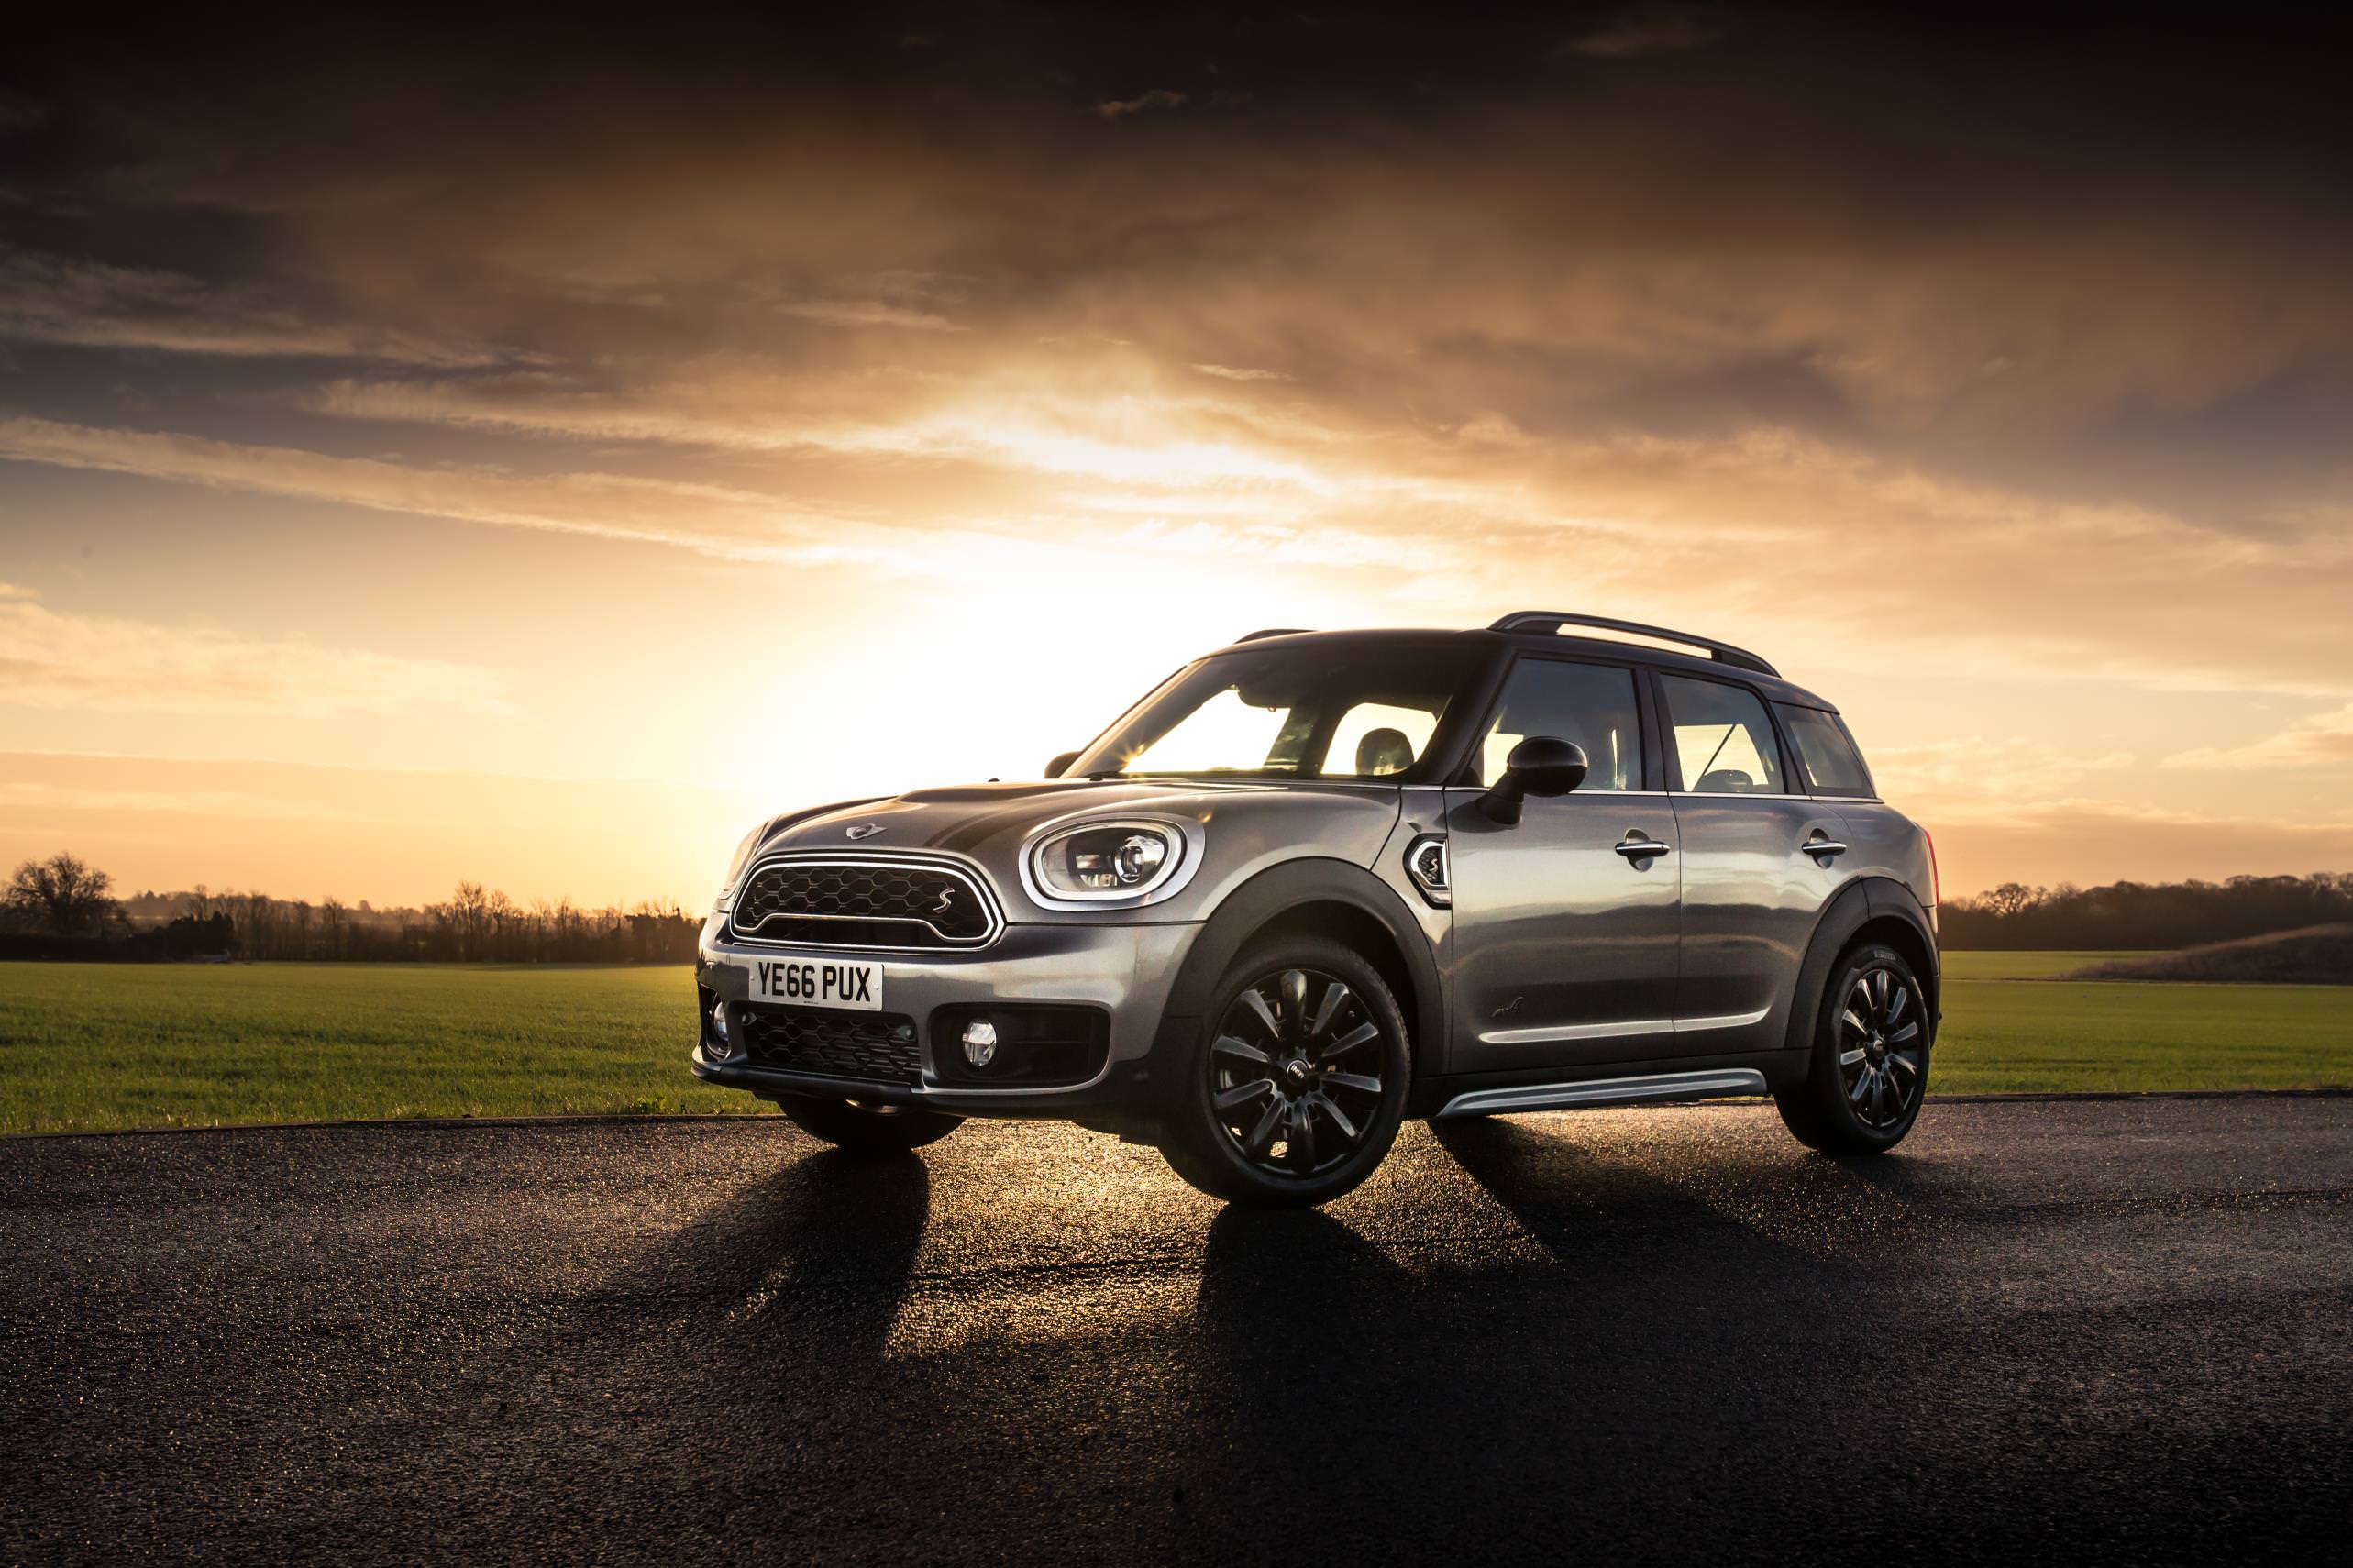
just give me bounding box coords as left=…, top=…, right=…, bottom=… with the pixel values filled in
left=1282, top=1057, right=1313, bottom=1089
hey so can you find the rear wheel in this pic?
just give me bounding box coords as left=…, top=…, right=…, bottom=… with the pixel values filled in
left=778, top=1094, right=964, bottom=1153
left=1160, top=937, right=1411, bottom=1208
left=1774, top=941, right=1930, bottom=1154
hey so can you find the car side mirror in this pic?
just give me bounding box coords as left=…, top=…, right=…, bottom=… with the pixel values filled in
left=1479, top=736, right=1588, bottom=825
left=1044, top=750, right=1082, bottom=779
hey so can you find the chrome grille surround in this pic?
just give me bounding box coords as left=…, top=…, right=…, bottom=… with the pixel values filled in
left=725, top=853, right=1004, bottom=952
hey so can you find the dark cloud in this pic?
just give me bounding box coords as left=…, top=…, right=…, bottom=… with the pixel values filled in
left=6, top=2, right=2353, bottom=679
left=1096, top=89, right=1188, bottom=119
left=0, top=90, right=46, bottom=136
left=1567, top=3, right=1736, bottom=58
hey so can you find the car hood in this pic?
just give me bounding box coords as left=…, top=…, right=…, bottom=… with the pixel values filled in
left=746, top=778, right=1406, bottom=923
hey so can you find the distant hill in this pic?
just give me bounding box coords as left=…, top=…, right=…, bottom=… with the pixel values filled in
left=2070, top=925, right=2353, bottom=986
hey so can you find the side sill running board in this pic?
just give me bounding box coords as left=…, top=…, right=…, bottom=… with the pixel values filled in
left=1435, top=1068, right=1770, bottom=1120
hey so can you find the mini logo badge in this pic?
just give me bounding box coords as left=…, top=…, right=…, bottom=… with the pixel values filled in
left=846, top=823, right=885, bottom=841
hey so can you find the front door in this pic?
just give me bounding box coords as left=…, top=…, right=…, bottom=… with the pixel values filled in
left=1445, top=656, right=1682, bottom=1073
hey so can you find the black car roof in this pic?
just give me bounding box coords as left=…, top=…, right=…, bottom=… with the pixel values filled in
left=1204, top=626, right=1839, bottom=712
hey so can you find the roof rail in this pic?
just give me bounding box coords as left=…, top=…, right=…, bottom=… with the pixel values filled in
left=1489, top=612, right=1778, bottom=677
left=1235, top=627, right=1311, bottom=642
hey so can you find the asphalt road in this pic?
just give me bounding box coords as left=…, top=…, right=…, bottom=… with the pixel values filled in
left=5, top=1098, right=2350, bottom=1566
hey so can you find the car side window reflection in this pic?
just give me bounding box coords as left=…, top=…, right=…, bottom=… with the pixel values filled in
left=1660, top=675, right=1784, bottom=793
left=1474, top=660, right=1641, bottom=790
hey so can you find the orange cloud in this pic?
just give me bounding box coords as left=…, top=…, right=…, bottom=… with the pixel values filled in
left=0, top=584, right=506, bottom=717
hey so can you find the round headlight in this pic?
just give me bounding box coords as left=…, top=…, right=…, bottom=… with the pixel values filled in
left=1114, top=833, right=1166, bottom=884
left=1031, top=821, right=1187, bottom=900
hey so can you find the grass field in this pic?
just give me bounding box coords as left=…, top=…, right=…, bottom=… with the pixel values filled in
left=1936, top=952, right=2349, bottom=1094
left=2, top=956, right=2347, bottom=1135
left=0, top=965, right=742, bottom=1135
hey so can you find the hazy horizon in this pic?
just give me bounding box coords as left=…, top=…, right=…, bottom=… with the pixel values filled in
left=7, top=5, right=2352, bottom=904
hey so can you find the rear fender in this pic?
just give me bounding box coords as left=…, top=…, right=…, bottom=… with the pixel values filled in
left=1784, top=877, right=1939, bottom=1055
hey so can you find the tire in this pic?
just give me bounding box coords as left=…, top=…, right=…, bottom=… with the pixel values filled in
left=778, top=1094, right=965, bottom=1154
left=1774, top=940, right=1931, bottom=1155
left=1160, top=936, right=1412, bottom=1208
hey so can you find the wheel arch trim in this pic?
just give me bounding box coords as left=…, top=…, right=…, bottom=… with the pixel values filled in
left=1150, top=856, right=1444, bottom=1084
left=1784, top=876, right=1939, bottom=1055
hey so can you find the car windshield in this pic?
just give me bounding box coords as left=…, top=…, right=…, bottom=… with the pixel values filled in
left=1069, top=643, right=1481, bottom=780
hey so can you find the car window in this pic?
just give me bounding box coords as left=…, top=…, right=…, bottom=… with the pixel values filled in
left=1474, top=659, right=1641, bottom=790
left=1075, top=644, right=1482, bottom=779
left=1775, top=704, right=1873, bottom=796
left=1660, top=675, right=1784, bottom=793
left=1119, top=687, right=1295, bottom=774
left=1326, top=701, right=1440, bottom=778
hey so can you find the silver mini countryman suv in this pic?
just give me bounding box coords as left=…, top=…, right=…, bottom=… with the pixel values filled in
left=693, top=612, right=1939, bottom=1207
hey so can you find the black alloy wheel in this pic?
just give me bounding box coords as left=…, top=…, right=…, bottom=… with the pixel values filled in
left=1774, top=940, right=1931, bottom=1155
left=1208, top=966, right=1388, bottom=1178
left=1160, top=936, right=1412, bottom=1208
left=1836, top=963, right=1927, bottom=1129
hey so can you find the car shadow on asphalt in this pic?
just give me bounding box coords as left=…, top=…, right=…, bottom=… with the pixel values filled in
left=541, top=1139, right=934, bottom=1379
left=490, top=1116, right=2114, bottom=1563
left=1159, top=1125, right=1912, bottom=1563
left=667, top=1145, right=933, bottom=1357
left=1430, top=1111, right=1950, bottom=1263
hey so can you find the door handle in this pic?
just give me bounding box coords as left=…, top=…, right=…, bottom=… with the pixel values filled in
left=1616, top=836, right=1674, bottom=860
left=1803, top=835, right=1849, bottom=861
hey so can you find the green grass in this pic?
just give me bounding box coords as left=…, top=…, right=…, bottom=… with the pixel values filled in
left=1936, top=951, right=2352, bottom=1094
left=1, top=956, right=2347, bottom=1134
left=0, top=963, right=753, bottom=1135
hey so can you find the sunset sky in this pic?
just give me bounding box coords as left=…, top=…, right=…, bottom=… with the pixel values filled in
left=4, top=5, right=2351, bottom=905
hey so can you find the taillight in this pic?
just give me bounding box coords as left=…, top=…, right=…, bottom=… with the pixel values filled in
left=1923, top=828, right=1939, bottom=907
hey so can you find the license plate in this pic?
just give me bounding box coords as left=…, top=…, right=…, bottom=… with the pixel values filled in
left=746, top=956, right=882, bottom=1011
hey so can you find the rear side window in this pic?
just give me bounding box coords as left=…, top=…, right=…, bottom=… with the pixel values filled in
left=1776, top=705, right=1874, bottom=797
left=1659, top=675, right=1784, bottom=793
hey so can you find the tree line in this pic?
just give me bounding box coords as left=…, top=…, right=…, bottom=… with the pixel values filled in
left=4, top=853, right=701, bottom=963
left=1940, top=872, right=2353, bottom=950
left=12, top=851, right=2353, bottom=961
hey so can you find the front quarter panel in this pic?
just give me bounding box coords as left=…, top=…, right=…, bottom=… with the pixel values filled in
left=1052, top=785, right=1406, bottom=926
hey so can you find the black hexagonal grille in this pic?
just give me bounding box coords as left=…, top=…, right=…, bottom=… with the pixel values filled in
left=730, top=858, right=995, bottom=949
left=736, top=1004, right=922, bottom=1085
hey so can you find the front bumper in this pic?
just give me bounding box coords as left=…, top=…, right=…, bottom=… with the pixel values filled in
left=691, top=914, right=1196, bottom=1119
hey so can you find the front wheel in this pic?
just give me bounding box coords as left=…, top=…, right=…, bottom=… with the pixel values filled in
left=778, top=1094, right=964, bottom=1154
left=1774, top=941, right=1931, bottom=1155
left=1160, top=937, right=1411, bottom=1208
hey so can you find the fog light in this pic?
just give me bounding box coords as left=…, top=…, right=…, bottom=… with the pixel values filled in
left=960, top=1019, right=999, bottom=1069
left=708, top=999, right=737, bottom=1062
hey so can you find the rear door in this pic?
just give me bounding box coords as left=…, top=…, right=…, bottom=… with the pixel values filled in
left=1444, top=656, right=1683, bottom=1073
left=1656, top=672, right=1854, bottom=1055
